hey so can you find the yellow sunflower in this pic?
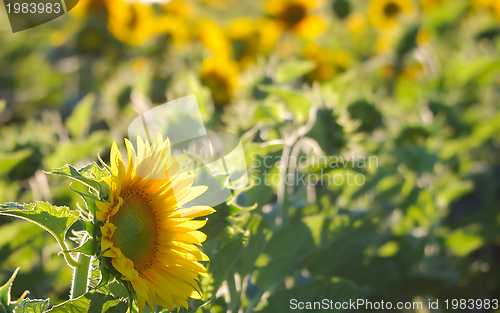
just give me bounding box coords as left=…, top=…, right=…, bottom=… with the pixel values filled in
left=96, top=134, right=215, bottom=312
left=195, top=19, right=232, bottom=56
left=104, top=0, right=159, bottom=46
left=471, top=0, right=500, bottom=19
left=157, top=0, right=194, bottom=46
left=368, top=0, right=413, bottom=29
left=200, top=55, right=239, bottom=104
left=226, top=18, right=282, bottom=68
left=303, top=43, right=352, bottom=82
left=265, top=0, right=326, bottom=38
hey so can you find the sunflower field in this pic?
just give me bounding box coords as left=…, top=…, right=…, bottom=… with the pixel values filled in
left=1, top=0, right=500, bottom=312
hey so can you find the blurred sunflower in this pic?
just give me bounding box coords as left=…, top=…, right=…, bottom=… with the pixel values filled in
left=379, top=62, right=425, bottom=80
left=226, top=18, right=282, bottom=68
left=303, top=43, right=352, bottom=82
left=196, top=19, right=232, bottom=55
left=104, top=0, right=159, bottom=46
left=96, top=135, right=214, bottom=312
left=200, top=55, right=239, bottom=104
left=157, top=0, right=194, bottom=46
left=368, top=0, right=413, bottom=29
left=265, top=0, right=326, bottom=38
left=471, top=0, right=500, bottom=19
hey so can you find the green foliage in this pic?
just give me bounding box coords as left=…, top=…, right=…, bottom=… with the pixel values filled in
left=47, top=291, right=127, bottom=313
left=1, top=0, right=500, bottom=312
left=13, top=299, right=50, bottom=313
left=0, top=202, right=79, bottom=265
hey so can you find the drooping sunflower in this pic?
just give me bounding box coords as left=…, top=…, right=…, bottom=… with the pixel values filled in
left=96, top=134, right=215, bottom=312
left=368, top=0, right=413, bottom=29
left=265, top=0, right=326, bottom=38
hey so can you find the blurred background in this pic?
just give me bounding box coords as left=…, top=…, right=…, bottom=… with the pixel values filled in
left=1, top=0, right=500, bottom=311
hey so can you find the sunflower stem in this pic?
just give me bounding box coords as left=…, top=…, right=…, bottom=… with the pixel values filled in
left=71, top=253, right=91, bottom=299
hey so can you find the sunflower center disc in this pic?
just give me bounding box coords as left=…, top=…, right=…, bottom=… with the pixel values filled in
left=110, top=191, right=157, bottom=270
left=281, top=4, right=307, bottom=26
left=384, top=2, right=400, bottom=17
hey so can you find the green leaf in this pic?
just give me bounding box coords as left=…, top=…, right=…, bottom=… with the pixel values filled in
left=79, top=162, right=111, bottom=181
left=276, top=59, right=316, bottom=83
left=0, top=268, right=29, bottom=312
left=0, top=202, right=79, bottom=259
left=66, top=93, right=95, bottom=138
left=47, top=164, right=103, bottom=193
left=13, top=298, right=50, bottom=313
left=0, top=149, right=32, bottom=177
left=254, top=258, right=293, bottom=291
left=424, top=0, right=468, bottom=31
left=46, top=290, right=127, bottom=313
left=251, top=103, right=285, bottom=125
left=70, top=184, right=99, bottom=217
left=259, top=87, right=312, bottom=124
left=259, top=278, right=364, bottom=313
left=235, top=215, right=271, bottom=277
left=446, top=226, right=484, bottom=256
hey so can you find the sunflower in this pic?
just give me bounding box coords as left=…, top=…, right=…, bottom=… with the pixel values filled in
left=96, top=135, right=215, bottom=312
left=200, top=55, right=239, bottom=104
left=368, top=0, right=413, bottom=29
left=303, top=43, right=352, bottom=82
left=157, top=0, right=194, bottom=46
left=265, top=0, right=326, bottom=38
left=471, top=0, right=500, bottom=19
left=104, top=0, right=159, bottom=46
left=226, top=18, right=282, bottom=68
left=195, top=19, right=232, bottom=56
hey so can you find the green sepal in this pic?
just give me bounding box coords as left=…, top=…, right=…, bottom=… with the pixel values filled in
left=69, top=237, right=96, bottom=256
left=83, top=221, right=95, bottom=235
left=94, top=267, right=111, bottom=290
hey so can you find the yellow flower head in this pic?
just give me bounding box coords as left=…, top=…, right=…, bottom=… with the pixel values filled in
left=157, top=0, right=194, bottom=46
left=368, top=0, right=413, bottom=29
left=265, top=0, right=326, bottom=38
left=104, top=0, right=159, bottom=46
left=471, top=0, right=500, bottom=19
left=195, top=19, right=232, bottom=55
left=303, top=43, right=352, bottom=82
left=96, top=135, right=215, bottom=312
left=200, top=56, right=239, bottom=104
left=226, top=18, right=282, bottom=68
